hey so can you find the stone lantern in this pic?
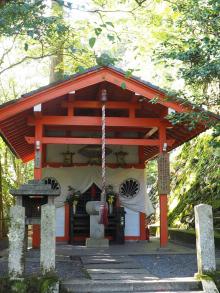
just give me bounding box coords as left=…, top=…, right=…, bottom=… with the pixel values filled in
left=8, top=179, right=61, bottom=277
left=10, top=179, right=60, bottom=224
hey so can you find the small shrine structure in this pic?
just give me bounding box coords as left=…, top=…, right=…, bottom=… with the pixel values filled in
left=0, top=66, right=219, bottom=248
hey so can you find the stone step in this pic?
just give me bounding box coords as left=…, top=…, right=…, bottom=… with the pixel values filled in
left=81, top=257, right=134, bottom=264
left=69, top=291, right=205, bottom=293
left=89, top=273, right=157, bottom=280
left=81, top=255, right=128, bottom=259
left=84, top=262, right=142, bottom=269
left=63, top=278, right=202, bottom=292
left=87, top=268, right=150, bottom=274
left=81, top=256, right=134, bottom=264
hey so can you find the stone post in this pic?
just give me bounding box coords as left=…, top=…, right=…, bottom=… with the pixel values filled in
left=40, top=204, right=56, bottom=274
left=8, top=206, right=25, bottom=278
left=86, top=201, right=109, bottom=248
left=194, top=204, right=216, bottom=274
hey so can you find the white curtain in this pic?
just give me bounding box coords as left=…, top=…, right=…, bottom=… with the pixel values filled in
left=43, top=166, right=154, bottom=216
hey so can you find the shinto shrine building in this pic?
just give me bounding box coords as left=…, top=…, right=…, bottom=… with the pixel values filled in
left=0, top=66, right=218, bottom=248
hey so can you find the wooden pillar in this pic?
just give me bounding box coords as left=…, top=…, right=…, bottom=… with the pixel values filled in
left=139, top=146, right=147, bottom=240
left=138, top=146, right=145, bottom=165
left=140, top=212, right=146, bottom=240
left=158, top=125, right=169, bottom=248
left=34, top=119, right=43, bottom=179
left=33, top=118, right=43, bottom=248
left=64, top=203, right=70, bottom=242
left=159, top=194, right=168, bottom=247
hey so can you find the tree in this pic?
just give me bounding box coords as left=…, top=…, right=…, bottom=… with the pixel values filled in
left=168, top=134, right=220, bottom=228
left=156, top=0, right=220, bottom=111
left=49, top=0, right=64, bottom=83
left=0, top=0, right=81, bottom=75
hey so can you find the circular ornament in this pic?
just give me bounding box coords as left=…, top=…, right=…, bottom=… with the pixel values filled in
left=119, top=178, right=140, bottom=199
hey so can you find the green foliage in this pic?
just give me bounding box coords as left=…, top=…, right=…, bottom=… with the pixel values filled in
left=0, top=0, right=77, bottom=75
left=155, top=0, right=220, bottom=114
left=0, top=272, right=61, bottom=293
left=0, top=138, right=33, bottom=217
left=95, top=52, right=118, bottom=66
left=121, top=82, right=126, bottom=89
left=168, top=134, right=220, bottom=228
left=195, top=271, right=220, bottom=290
left=89, top=37, right=96, bottom=48
left=167, top=111, right=211, bottom=130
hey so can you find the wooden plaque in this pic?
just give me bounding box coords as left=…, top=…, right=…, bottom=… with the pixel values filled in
left=157, top=153, right=170, bottom=194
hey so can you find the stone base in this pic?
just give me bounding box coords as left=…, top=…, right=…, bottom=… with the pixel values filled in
left=86, top=238, right=109, bottom=248
left=156, top=246, right=171, bottom=252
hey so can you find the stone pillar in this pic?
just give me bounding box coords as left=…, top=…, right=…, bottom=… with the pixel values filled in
left=40, top=204, right=56, bottom=274
left=90, top=214, right=105, bottom=238
left=86, top=201, right=109, bottom=248
left=194, top=204, right=216, bottom=274
left=8, top=206, right=25, bottom=278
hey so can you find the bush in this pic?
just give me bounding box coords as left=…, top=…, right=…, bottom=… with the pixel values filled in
left=0, top=272, right=61, bottom=293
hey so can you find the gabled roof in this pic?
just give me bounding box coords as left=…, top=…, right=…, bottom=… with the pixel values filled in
left=0, top=65, right=189, bottom=120
left=0, top=65, right=165, bottom=108
left=0, top=65, right=219, bottom=162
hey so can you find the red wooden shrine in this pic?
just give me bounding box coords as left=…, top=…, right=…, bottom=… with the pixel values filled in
left=0, top=66, right=218, bottom=248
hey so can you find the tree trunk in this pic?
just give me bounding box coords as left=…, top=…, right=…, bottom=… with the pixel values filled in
left=49, top=0, right=64, bottom=83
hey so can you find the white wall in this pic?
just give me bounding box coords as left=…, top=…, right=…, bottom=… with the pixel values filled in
left=43, top=165, right=148, bottom=239
left=56, top=206, right=65, bottom=237
left=124, top=207, right=140, bottom=236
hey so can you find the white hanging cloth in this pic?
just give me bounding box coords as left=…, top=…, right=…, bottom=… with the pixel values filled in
left=43, top=166, right=155, bottom=216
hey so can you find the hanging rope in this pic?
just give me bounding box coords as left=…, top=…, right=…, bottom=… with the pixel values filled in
left=99, top=89, right=108, bottom=225
left=101, top=102, right=106, bottom=203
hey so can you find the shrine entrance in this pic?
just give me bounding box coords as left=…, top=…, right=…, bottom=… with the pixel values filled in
left=69, top=183, right=125, bottom=245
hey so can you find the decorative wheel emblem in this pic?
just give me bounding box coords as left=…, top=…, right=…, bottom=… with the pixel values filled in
left=42, top=177, right=61, bottom=191
left=119, top=178, right=140, bottom=199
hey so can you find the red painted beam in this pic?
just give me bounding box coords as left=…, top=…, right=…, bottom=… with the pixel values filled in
left=61, top=100, right=141, bottom=110
left=28, top=116, right=172, bottom=128
left=25, top=136, right=175, bottom=146
left=44, top=162, right=145, bottom=169
left=45, top=125, right=151, bottom=133
left=22, top=153, right=34, bottom=163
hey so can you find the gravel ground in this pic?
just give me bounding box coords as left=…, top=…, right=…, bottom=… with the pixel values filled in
left=0, top=250, right=88, bottom=280
left=0, top=253, right=198, bottom=280
left=132, top=254, right=197, bottom=278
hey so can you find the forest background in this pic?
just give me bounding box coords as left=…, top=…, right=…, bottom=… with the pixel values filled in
left=0, top=0, right=219, bottom=233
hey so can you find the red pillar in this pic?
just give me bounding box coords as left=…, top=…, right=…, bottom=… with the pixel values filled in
left=159, top=194, right=168, bottom=247
left=139, top=147, right=148, bottom=241
left=140, top=212, right=146, bottom=240
left=64, top=203, right=70, bottom=242
left=32, top=224, right=41, bottom=249
left=159, top=125, right=169, bottom=248
left=32, top=118, right=42, bottom=249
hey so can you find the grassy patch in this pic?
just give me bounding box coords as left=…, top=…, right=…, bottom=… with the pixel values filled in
left=195, top=271, right=220, bottom=290
left=0, top=272, right=65, bottom=293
